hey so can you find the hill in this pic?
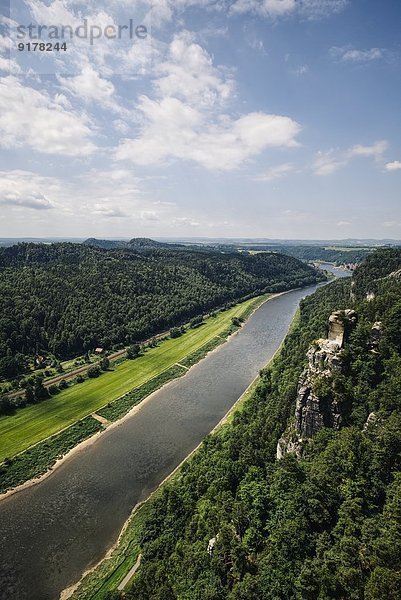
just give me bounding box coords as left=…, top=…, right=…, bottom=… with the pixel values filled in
left=82, top=237, right=185, bottom=251
left=0, top=243, right=322, bottom=378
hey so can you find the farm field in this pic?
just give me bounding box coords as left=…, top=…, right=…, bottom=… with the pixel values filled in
left=0, top=295, right=268, bottom=462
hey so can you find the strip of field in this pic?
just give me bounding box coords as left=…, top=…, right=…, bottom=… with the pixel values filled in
left=0, top=295, right=268, bottom=463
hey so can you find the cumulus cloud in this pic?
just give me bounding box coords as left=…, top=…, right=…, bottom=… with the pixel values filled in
left=58, top=64, right=114, bottom=103
left=385, top=161, right=401, bottom=172
left=116, top=34, right=301, bottom=170
left=0, top=76, right=96, bottom=156
left=0, top=56, right=21, bottom=75
left=155, top=31, right=234, bottom=107
left=116, top=99, right=300, bottom=170
left=0, top=170, right=58, bottom=210
left=330, top=46, right=384, bottom=63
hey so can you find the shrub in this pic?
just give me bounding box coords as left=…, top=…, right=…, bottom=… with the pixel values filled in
left=87, top=365, right=101, bottom=378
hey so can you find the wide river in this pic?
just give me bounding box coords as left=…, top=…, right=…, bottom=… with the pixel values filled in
left=0, top=269, right=349, bottom=599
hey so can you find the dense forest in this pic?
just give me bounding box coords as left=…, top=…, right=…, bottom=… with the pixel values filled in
left=117, top=249, right=401, bottom=600
left=240, top=244, right=374, bottom=265
left=0, top=242, right=322, bottom=378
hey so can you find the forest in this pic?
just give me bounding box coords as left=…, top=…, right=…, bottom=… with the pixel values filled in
left=0, top=242, right=322, bottom=378
left=114, top=248, right=401, bottom=600
left=240, top=244, right=373, bottom=265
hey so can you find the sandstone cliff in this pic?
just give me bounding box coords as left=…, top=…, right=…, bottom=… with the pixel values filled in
left=277, top=309, right=357, bottom=460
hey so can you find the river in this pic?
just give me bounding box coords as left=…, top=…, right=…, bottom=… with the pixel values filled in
left=0, top=273, right=349, bottom=599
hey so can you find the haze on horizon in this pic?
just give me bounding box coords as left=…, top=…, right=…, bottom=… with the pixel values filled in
left=0, top=0, right=400, bottom=240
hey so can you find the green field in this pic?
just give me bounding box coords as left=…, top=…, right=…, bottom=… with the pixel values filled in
left=0, top=295, right=268, bottom=462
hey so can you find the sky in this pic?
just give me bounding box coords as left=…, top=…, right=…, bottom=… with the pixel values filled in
left=0, top=0, right=400, bottom=240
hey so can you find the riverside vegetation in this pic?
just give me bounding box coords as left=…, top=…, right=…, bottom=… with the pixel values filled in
left=73, top=249, right=401, bottom=600
left=0, top=294, right=271, bottom=494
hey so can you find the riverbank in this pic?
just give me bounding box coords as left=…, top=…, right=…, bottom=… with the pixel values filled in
left=65, top=305, right=303, bottom=600
left=0, top=293, right=275, bottom=500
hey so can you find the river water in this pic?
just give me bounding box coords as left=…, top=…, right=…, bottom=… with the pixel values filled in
left=0, top=275, right=349, bottom=599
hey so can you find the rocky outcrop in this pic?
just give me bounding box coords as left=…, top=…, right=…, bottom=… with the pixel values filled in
left=277, top=309, right=357, bottom=460
left=388, top=269, right=401, bottom=280
left=370, top=321, right=382, bottom=350
left=328, top=309, right=357, bottom=346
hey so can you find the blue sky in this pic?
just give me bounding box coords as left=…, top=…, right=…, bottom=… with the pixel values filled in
left=0, top=0, right=400, bottom=239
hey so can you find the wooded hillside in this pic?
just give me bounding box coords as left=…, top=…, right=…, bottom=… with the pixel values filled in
left=122, top=249, right=401, bottom=600
left=0, top=242, right=322, bottom=377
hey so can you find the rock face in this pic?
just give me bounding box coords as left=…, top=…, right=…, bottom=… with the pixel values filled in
left=328, top=309, right=357, bottom=346
left=277, top=309, right=357, bottom=460
left=370, top=321, right=382, bottom=350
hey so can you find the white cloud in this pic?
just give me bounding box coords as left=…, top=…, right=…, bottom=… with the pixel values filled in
left=58, top=64, right=114, bottom=103
left=337, top=220, right=352, bottom=226
left=113, top=119, right=131, bottom=134
left=383, top=221, right=401, bottom=228
left=0, top=170, right=58, bottom=210
left=116, top=33, right=301, bottom=170
left=231, top=0, right=297, bottom=17
left=313, top=141, right=388, bottom=175
left=140, top=210, right=160, bottom=221
left=385, top=161, right=401, bottom=172
left=147, top=0, right=348, bottom=24
left=91, top=204, right=128, bottom=218
left=349, top=140, right=388, bottom=158
left=231, top=0, right=347, bottom=18
left=330, top=46, right=384, bottom=63
left=173, top=216, right=200, bottom=227
left=0, top=56, right=21, bottom=75
left=313, top=151, right=346, bottom=175
left=291, top=64, right=309, bottom=76
left=155, top=31, right=234, bottom=107
left=116, top=100, right=300, bottom=170
left=255, top=163, right=295, bottom=181
left=26, top=0, right=81, bottom=28
left=0, top=76, right=96, bottom=156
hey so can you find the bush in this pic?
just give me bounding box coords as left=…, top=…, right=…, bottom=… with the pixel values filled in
left=0, top=395, right=14, bottom=415
left=87, top=365, right=101, bottom=378
left=100, top=357, right=110, bottom=371
left=170, top=327, right=184, bottom=339
left=126, top=344, right=141, bottom=359
left=190, top=315, right=204, bottom=328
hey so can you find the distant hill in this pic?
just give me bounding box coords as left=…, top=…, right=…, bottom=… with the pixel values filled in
left=82, top=238, right=127, bottom=250
left=82, top=237, right=185, bottom=251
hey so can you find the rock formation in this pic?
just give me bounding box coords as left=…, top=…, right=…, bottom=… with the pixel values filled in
left=370, top=321, right=382, bottom=350
left=277, top=309, right=357, bottom=460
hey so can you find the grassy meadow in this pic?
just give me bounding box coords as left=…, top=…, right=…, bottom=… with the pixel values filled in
left=0, top=295, right=268, bottom=462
